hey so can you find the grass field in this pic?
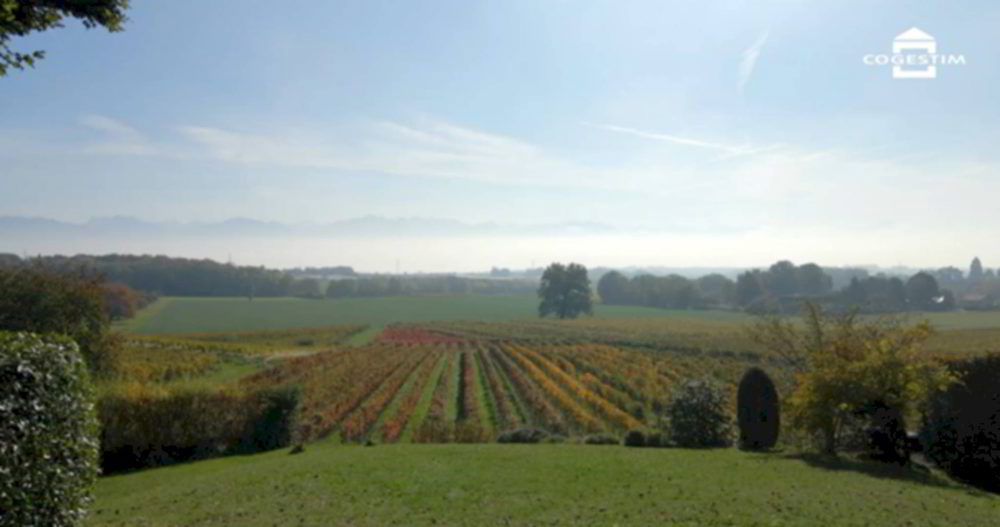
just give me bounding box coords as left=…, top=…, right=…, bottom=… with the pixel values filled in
left=120, top=295, right=753, bottom=335
left=88, top=443, right=998, bottom=527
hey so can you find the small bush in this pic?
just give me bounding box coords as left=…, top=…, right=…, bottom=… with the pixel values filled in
left=623, top=429, right=646, bottom=447
left=666, top=379, right=734, bottom=448
left=497, top=428, right=549, bottom=444
left=737, top=367, right=780, bottom=451
left=644, top=430, right=665, bottom=448
left=583, top=433, right=619, bottom=445
left=921, top=354, right=1000, bottom=491
left=1, top=332, right=99, bottom=526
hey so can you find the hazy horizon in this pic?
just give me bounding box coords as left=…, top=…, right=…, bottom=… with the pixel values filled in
left=0, top=214, right=991, bottom=274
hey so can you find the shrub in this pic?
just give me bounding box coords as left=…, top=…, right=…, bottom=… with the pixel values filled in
left=1, top=332, right=99, bottom=526
left=541, top=434, right=567, bottom=444
left=666, top=379, right=733, bottom=448
left=497, top=428, right=549, bottom=444
left=98, top=384, right=300, bottom=473
left=644, top=430, right=665, bottom=448
left=751, top=306, right=951, bottom=455
left=859, top=401, right=909, bottom=464
left=623, top=429, right=646, bottom=447
left=583, top=433, right=619, bottom=445
left=921, top=354, right=1000, bottom=491
left=737, top=367, right=780, bottom=450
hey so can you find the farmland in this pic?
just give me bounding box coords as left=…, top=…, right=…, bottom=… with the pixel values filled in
left=118, top=295, right=753, bottom=335
left=87, top=298, right=1000, bottom=525
left=236, top=322, right=792, bottom=444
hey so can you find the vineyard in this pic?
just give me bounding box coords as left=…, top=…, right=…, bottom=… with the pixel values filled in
left=241, top=323, right=785, bottom=443
left=112, top=317, right=999, bottom=445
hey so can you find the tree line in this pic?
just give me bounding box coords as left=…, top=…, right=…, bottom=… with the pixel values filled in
left=324, top=275, right=536, bottom=299
left=0, top=254, right=294, bottom=297
left=595, top=259, right=995, bottom=314
left=0, top=254, right=536, bottom=301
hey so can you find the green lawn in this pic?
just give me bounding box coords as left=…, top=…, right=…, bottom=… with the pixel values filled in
left=120, top=295, right=750, bottom=335
left=89, top=443, right=998, bottom=526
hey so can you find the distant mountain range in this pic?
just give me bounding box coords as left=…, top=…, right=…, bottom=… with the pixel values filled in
left=0, top=215, right=622, bottom=239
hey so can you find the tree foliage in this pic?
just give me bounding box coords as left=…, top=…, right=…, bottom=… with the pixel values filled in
left=597, top=270, right=734, bottom=309
left=0, top=332, right=99, bottom=526
left=0, top=265, right=118, bottom=374
left=735, top=261, right=833, bottom=309
left=596, top=270, right=630, bottom=304
left=3, top=254, right=294, bottom=297
left=0, top=0, right=129, bottom=76
left=537, top=263, right=592, bottom=319
left=905, top=272, right=943, bottom=311
left=750, top=304, right=954, bottom=456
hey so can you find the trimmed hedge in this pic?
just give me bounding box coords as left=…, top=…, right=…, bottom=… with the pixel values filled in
left=1, top=332, right=99, bottom=527
left=98, top=384, right=300, bottom=473
left=921, top=354, right=1000, bottom=491
left=737, top=368, right=780, bottom=450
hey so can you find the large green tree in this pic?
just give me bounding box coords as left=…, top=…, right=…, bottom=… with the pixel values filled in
left=1, top=0, right=129, bottom=76
left=905, top=272, right=941, bottom=311
left=538, top=262, right=593, bottom=319
left=596, top=270, right=630, bottom=305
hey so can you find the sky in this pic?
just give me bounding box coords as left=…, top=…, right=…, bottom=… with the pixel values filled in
left=2, top=0, right=1000, bottom=271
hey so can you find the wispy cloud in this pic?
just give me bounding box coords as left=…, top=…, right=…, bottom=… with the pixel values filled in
left=738, top=30, right=769, bottom=95
left=78, top=114, right=160, bottom=156
left=11, top=113, right=995, bottom=242
left=589, top=122, right=783, bottom=158
left=177, top=118, right=682, bottom=193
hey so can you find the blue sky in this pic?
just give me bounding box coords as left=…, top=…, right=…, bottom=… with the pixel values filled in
left=2, top=0, right=1000, bottom=269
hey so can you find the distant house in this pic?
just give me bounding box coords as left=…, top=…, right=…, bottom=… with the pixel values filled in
left=959, top=293, right=996, bottom=311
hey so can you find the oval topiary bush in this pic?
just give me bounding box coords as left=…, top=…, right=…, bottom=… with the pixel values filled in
left=737, top=367, right=780, bottom=450
left=666, top=379, right=733, bottom=448
left=1, top=332, right=99, bottom=526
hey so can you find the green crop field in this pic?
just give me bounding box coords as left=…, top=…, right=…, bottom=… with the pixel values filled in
left=119, top=295, right=753, bottom=335
left=88, top=443, right=997, bottom=527
left=122, top=295, right=1000, bottom=337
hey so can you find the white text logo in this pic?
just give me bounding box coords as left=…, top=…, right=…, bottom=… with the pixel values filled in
left=862, top=28, right=966, bottom=79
